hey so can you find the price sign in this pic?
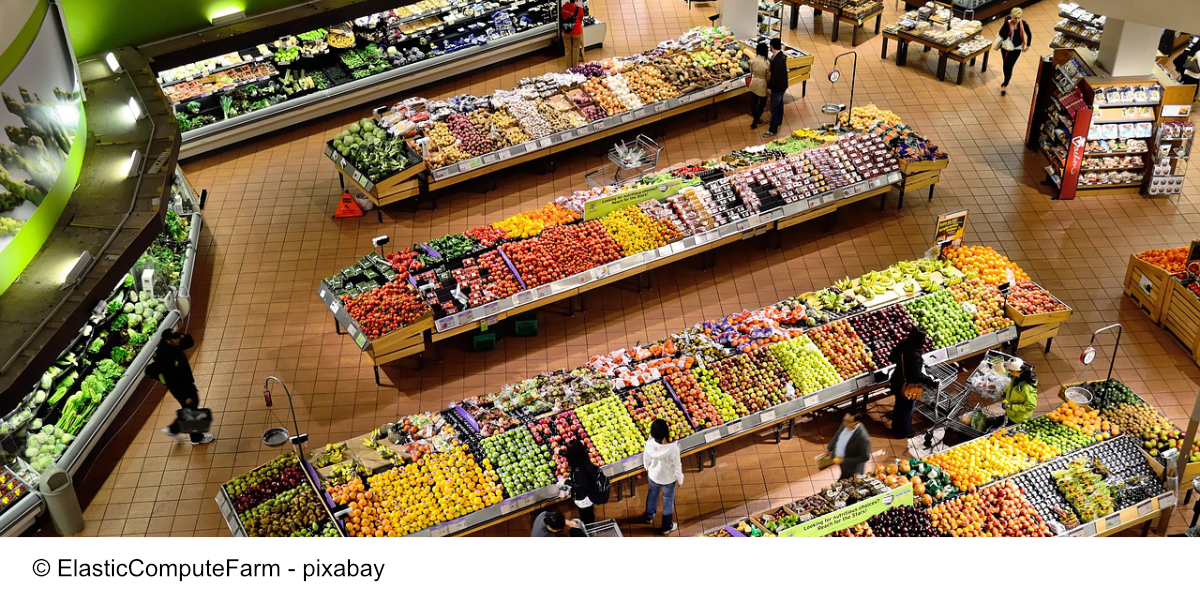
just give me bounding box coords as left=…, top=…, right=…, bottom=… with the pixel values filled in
left=538, top=137, right=553, bottom=149
left=346, top=323, right=359, bottom=337
left=623, top=455, right=641, bottom=471
left=591, top=122, right=604, bottom=132
left=319, top=288, right=326, bottom=299
left=1136, top=499, right=1154, bottom=517
left=498, top=148, right=513, bottom=160
left=802, top=393, right=819, bottom=408
left=482, top=302, right=500, bottom=316
left=760, top=410, right=776, bottom=422
left=576, top=271, right=593, bottom=286
left=481, top=153, right=497, bottom=165
left=524, top=142, right=537, bottom=154
left=499, top=500, right=519, bottom=515
left=435, top=316, right=454, bottom=332
left=536, top=285, right=554, bottom=299
left=460, top=308, right=476, bottom=322
left=445, top=519, right=468, bottom=534
left=727, top=421, right=743, bottom=434
left=1104, top=513, right=1122, bottom=530
left=328, top=302, right=340, bottom=315
left=516, top=290, right=534, bottom=305
left=428, top=524, right=449, bottom=537
left=703, top=430, right=721, bottom=444
left=1159, top=495, right=1176, bottom=509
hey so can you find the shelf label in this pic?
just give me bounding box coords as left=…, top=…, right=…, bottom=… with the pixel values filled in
left=516, top=290, right=534, bottom=305
left=703, top=430, right=721, bottom=444
left=1136, top=499, right=1154, bottom=517
left=590, top=122, right=604, bottom=132
left=760, top=410, right=776, bottom=422
left=460, top=308, right=476, bottom=322
left=499, top=500, right=520, bottom=515
left=319, top=288, right=326, bottom=300
left=498, top=148, right=513, bottom=161
left=1159, top=495, right=1176, bottom=509
left=623, top=455, right=641, bottom=471
left=445, top=519, right=468, bottom=534
left=802, top=393, right=819, bottom=408
left=482, top=302, right=500, bottom=316
left=726, top=421, right=743, bottom=434
left=620, top=112, right=635, bottom=123
left=524, top=142, right=538, bottom=154
left=329, top=302, right=340, bottom=316
left=535, top=285, right=554, bottom=299
left=1104, top=513, right=1122, bottom=530
left=435, top=316, right=455, bottom=332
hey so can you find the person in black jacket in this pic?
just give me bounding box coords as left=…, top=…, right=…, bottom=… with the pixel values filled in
left=996, top=8, right=1032, bottom=96
left=826, top=411, right=871, bottom=481
left=888, top=329, right=935, bottom=439
left=564, top=439, right=599, bottom=524
left=764, top=37, right=789, bottom=138
left=149, top=330, right=213, bottom=445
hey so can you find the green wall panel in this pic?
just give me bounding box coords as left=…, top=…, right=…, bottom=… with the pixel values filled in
left=61, top=0, right=309, bottom=57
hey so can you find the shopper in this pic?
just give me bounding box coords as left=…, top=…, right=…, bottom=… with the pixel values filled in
left=1179, top=45, right=1200, bottom=95
left=888, top=329, right=936, bottom=439
left=642, top=419, right=683, bottom=534
left=1001, top=358, right=1038, bottom=424
left=826, top=411, right=871, bottom=481
left=147, top=329, right=214, bottom=446
left=530, top=509, right=582, bottom=537
left=564, top=439, right=606, bottom=524
left=764, top=38, right=788, bottom=138
left=1173, top=35, right=1199, bottom=77
left=996, top=8, right=1032, bottom=96
left=748, top=42, right=770, bottom=130
left=560, top=0, right=586, bottom=70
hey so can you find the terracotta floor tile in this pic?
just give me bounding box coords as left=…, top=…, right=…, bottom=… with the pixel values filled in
left=60, top=0, right=1200, bottom=538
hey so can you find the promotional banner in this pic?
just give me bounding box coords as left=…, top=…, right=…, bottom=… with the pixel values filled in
left=933, top=209, right=968, bottom=257
left=582, top=179, right=684, bottom=220
left=779, top=482, right=914, bottom=537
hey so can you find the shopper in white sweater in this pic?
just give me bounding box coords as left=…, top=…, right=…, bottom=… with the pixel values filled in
left=642, top=419, right=684, bottom=534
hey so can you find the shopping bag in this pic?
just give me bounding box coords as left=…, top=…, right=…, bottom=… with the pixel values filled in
left=175, top=407, right=212, bottom=434
left=816, top=453, right=836, bottom=470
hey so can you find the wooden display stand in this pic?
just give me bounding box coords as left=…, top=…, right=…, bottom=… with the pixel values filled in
left=1161, top=277, right=1200, bottom=363
left=783, top=0, right=884, bottom=47
left=1123, top=253, right=1177, bottom=323
left=887, top=157, right=948, bottom=209
left=880, top=27, right=987, bottom=85
left=1007, top=286, right=1073, bottom=353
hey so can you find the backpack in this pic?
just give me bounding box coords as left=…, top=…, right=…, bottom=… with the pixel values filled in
left=561, top=5, right=578, bottom=34
left=589, top=468, right=611, bottom=504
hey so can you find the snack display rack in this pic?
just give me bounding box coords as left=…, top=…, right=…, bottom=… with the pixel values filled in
left=161, top=0, right=563, bottom=157
left=0, top=173, right=207, bottom=537
left=1027, top=48, right=1197, bottom=200
left=881, top=5, right=989, bottom=85
left=782, top=0, right=885, bottom=47
left=323, top=31, right=813, bottom=206
left=1050, top=2, right=1103, bottom=52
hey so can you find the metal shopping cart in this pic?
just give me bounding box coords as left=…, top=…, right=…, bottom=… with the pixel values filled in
left=910, top=362, right=967, bottom=458
left=582, top=519, right=623, bottom=537
left=945, top=349, right=1015, bottom=439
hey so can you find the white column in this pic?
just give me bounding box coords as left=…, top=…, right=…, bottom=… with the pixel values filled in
left=719, top=0, right=759, bottom=40
left=1095, top=18, right=1162, bottom=77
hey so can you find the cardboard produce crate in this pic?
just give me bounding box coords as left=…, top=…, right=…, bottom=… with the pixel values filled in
left=1123, top=253, right=1178, bottom=323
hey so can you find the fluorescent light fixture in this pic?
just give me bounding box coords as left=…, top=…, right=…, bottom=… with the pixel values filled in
left=209, top=5, right=246, bottom=26
left=126, top=97, right=142, bottom=121
left=60, top=251, right=93, bottom=288
left=105, top=52, right=121, bottom=73
left=126, top=150, right=142, bottom=178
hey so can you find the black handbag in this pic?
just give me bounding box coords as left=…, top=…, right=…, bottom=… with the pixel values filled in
left=175, top=407, right=212, bottom=434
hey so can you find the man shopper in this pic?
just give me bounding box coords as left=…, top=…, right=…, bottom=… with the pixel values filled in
left=764, top=38, right=788, bottom=138
left=147, top=330, right=214, bottom=445
left=561, top=0, right=586, bottom=69
left=826, top=411, right=871, bottom=481
left=530, top=509, right=582, bottom=537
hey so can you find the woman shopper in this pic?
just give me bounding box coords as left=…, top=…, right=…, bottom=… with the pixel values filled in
left=564, top=439, right=601, bottom=525
left=1001, top=358, right=1038, bottom=424
left=996, top=8, right=1032, bottom=96
left=748, top=42, right=770, bottom=129
left=560, top=0, right=585, bottom=70
left=826, top=411, right=871, bottom=481
left=888, top=329, right=936, bottom=439
left=642, top=419, right=683, bottom=534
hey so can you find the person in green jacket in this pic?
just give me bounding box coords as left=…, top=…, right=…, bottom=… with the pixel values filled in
left=1002, top=358, right=1038, bottom=423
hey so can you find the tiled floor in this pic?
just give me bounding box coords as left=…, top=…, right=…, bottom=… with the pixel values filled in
left=56, top=0, right=1200, bottom=537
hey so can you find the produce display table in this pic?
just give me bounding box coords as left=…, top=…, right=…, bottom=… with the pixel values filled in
left=1124, top=252, right=1179, bottom=324
left=886, top=156, right=948, bottom=210
left=1006, top=285, right=1072, bottom=353
left=880, top=14, right=986, bottom=85
left=946, top=42, right=991, bottom=85
left=783, top=0, right=884, bottom=47
left=1162, top=277, right=1200, bottom=367
left=325, top=32, right=814, bottom=207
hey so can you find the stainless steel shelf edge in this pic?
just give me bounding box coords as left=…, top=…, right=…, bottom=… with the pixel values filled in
left=178, top=212, right=204, bottom=302
left=58, top=311, right=182, bottom=478
left=0, top=492, right=43, bottom=537
left=179, top=25, right=557, bottom=158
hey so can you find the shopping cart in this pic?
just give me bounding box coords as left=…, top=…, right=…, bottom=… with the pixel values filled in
left=582, top=519, right=623, bottom=537
left=909, top=362, right=966, bottom=458
left=944, top=349, right=1015, bottom=439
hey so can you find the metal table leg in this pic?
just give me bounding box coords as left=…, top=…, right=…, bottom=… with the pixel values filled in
left=937, top=53, right=948, bottom=81
left=982, top=50, right=989, bottom=73
left=373, top=365, right=382, bottom=386
left=928, top=183, right=935, bottom=201
left=957, top=62, right=966, bottom=85
left=874, top=13, right=881, bottom=33
left=789, top=2, right=799, bottom=29
left=881, top=36, right=889, bottom=60
left=709, top=448, right=717, bottom=468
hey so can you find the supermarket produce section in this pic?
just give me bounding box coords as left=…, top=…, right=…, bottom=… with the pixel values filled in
left=215, top=239, right=1197, bottom=539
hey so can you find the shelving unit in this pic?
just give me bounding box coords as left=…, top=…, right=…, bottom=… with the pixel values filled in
left=1144, top=121, right=1193, bottom=197
left=1050, top=2, right=1104, bottom=51
left=758, top=1, right=784, bottom=40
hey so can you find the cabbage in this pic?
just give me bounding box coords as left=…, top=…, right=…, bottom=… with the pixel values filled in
left=123, top=303, right=135, bottom=313
left=60, top=433, right=73, bottom=444
left=128, top=313, right=143, bottom=327
left=30, top=419, right=42, bottom=430
left=0, top=423, right=8, bottom=435
left=54, top=443, right=65, bottom=455
left=24, top=447, right=36, bottom=458
left=42, top=424, right=55, bottom=436
left=139, top=291, right=151, bottom=301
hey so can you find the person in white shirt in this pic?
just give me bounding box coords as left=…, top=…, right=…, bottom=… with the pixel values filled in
left=642, top=419, right=683, bottom=534
left=826, top=411, right=871, bottom=481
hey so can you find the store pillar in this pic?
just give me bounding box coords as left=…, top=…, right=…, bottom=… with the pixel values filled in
left=719, top=0, right=759, bottom=40
left=1096, top=19, right=1162, bottom=77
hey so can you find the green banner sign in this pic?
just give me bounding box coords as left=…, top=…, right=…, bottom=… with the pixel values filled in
left=779, top=482, right=914, bottom=537
left=582, top=178, right=685, bottom=220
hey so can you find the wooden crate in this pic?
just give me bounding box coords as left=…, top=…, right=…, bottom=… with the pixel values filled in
left=1015, top=322, right=1060, bottom=349
left=898, top=157, right=949, bottom=174
left=1162, top=277, right=1200, bottom=355
left=897, top=171, right=940, bottom=193
left=1004, top=284, right=1073, bottom=327
left=1123, top=253, right=1177, bottom=323
left=1142, top=449, right=1200, bottom=482
left=367, top=312, right=432, bottom=355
